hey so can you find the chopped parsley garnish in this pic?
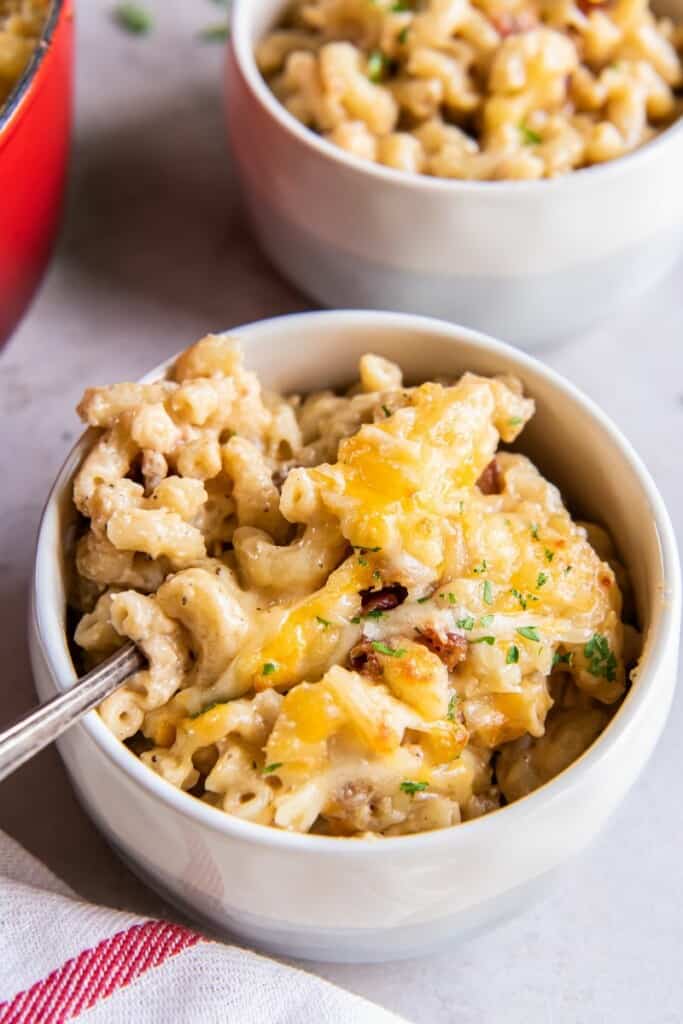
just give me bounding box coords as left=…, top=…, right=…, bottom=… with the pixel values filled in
left=392, top=0, right=409, bottom=9
left=520, top=123, right=542, bottom=145
left=372, top=641, right=406, bottom=658
left=552, top=650, right=573, bottom=669
left=198, top=23, right=229, bottom=42
left=316, top=615, right=332, bottom=628
left=584, top=634, right=617, bottom=681
left=456, top=616, right=474, bottom=631
left=350, top=616, right=361, bottom=624
left=471, top=636, right=495, bottom=645
left=446, top=694, right=458, bottom=721
left=545, top=548, right=555, bottom=562
left=364, top=608, right=385, bottom=619
left=358, top=557, right=368, bottom=567
left=536, top=572, right=549, bottom=589
left=400, top=780, right=428, bottom=795
left=398, top=26, right=410, bottom=43
left=113, top=2, right=152, bottom=34
left=262, top=661, right=278, bottom=675
left=473, top=560, right=488, bottom=574
left=511, top=588, right=527, bottom=610
left=565, top=565, right=573, bottom=574
left=483, top=580, right=493, bottom=605
left=262, top=762, right=283, bottom=774
left=352, top=545, right=381, bottom=552
left=417, top=596, right=430, bottom=604
left=479, top=614, right=494, bottom=627
left=448, top=592, right=457, bottom=605
left=517, top=626, right=540, bottom=642
left=506, top=645, right=519, bottom=664
left=530, top=524, right=539, bottom=540
left=508, top=416, right=523, bottom=427
left=373, top=569, right=382, bottom=580
left=367, top=49, right=388, bottom=82
left=382, top=404, right=391, bottom=417
left=190, top=701, right=223, bottom=719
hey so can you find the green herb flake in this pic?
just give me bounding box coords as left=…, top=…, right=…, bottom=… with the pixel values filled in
left=350, top=616, right=361, bottom=624
left=392, top=0, right=409, bottom=9
left=448, top=592, right=457, bottom=605
left=473, top=560, right=488, bottom=575
left=483, top=580, right=493, bottom=605
left=506, top=645, right=519, bottom=664
left=456, top=616, right=475, bottom=631
left=584, top=633, right=617, bottom=681
left=400, top=780, right=428, bottom=795
left=517, top=626, right=540, bottom=642
left=262, top=661, right=278, bottom=676
left=446, top=694, right=458, bottom=721
left=198, top=23, right=229, bottom=42
left=545, top=548, right=555, bottom=562
left=520, top=123, right=542, bottom=145
left=190, top=701, right=223, bottom=719
left=358, top=557, right=368, bottom=567
left=417, top=596, right=430, bottom=604
left=364, top=608, right=384, bottom=619
left=316, top=615, right=332, bottom=628
left=536, top=571, right=549, bottom=589
left=367, top=49, right=388, bottom=82
left=508, top=416, right=523, bottom=426
left=471, top=636, right=495, bottom=645
left=552, top=650, right=573, bottom=669
left=373, top=569, right=382, bottom=580
left=398, top=26, right=410, bottom=43
left=372, top=641, right=406, bottom=658
left=565, top=565, right=573, bottom=574
left=511, top=587, right=527, bottom=610
left=352, top=545, right=382, bottom=552
left=382, top=404, right=391, bottom=417
left=479, top=613, right=494, bottom=627
left=113, top=2, right=152, bottom=34
left=262, top=762, right=283, bottom=774
left=530, top=524, right=539, bottom=540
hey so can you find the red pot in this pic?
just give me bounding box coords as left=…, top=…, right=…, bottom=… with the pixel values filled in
left=0, top=0, right=74, bottom=347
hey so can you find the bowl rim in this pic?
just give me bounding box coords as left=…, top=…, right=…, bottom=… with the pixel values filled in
left=33, top=309, right=681, bottom=857
left=230, top=0, right=683, bottom=196
left=0, top=0, right=67, bottom=137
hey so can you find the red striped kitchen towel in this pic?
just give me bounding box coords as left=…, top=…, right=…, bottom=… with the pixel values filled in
left=0, top=832, right=405, bottom=1023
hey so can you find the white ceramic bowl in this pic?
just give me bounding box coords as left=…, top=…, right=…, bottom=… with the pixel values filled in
left=30, top=311, right=680, bottom=962
left=225, top=0, right=683, bottom=349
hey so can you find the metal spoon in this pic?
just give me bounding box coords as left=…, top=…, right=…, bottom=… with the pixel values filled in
left=0, top=642, right=145, bottom=783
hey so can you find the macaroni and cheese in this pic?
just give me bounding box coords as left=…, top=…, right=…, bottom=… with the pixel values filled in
left=0, top=0, right=49, bottom=108
left=258, top=0, right=683, bottom=180
left=70, top=334, right=639, bottom=836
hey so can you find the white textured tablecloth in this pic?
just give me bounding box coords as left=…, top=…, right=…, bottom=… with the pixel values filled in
left=0, top=831, right=404, bottom=1023
left=0, top=2, right=682, bottom=1022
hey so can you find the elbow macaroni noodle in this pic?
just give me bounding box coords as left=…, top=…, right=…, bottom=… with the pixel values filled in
left=0, top=0, right=48, bottom=107
left=71, top=333, right=639, bottom=836
left=258, top=0, right=683, bottom=180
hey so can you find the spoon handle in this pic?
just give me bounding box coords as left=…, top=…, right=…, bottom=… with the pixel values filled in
left=0, top=642, right=144, bottom=784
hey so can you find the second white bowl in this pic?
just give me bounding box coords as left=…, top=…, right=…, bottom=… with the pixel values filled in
left=225, top=0, right=683, bottom=349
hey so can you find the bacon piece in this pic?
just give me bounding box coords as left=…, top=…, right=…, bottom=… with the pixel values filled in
left=415, top=628, right=468, bottom=671
left=577, top=0, right=610, bottom=12
left=348, top=640, right=382, bottom=676
left=360, top=583, right=408, bottom=615
left=476, top=458, right=502, bottom=496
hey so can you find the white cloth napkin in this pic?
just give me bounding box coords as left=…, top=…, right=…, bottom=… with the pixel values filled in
left=0, top=831, right=406, bottom=1023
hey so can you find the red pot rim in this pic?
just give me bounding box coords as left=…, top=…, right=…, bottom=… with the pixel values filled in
left=0, top=0, right=67, bottom=135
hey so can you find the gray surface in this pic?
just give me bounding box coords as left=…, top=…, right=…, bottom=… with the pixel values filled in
left=1, top=2, right=682, bottom=1021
